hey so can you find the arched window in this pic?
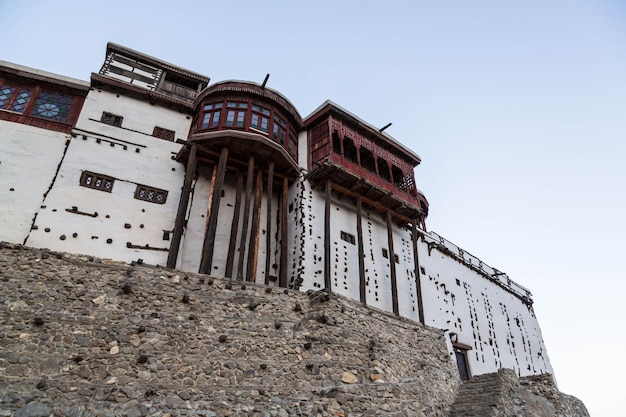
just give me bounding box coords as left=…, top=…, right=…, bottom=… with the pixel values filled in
left=360, top=147, right=376, bottom=173
left=343, top=137, right=358, bottom=164
left=377, top=157, right=391, bottom=182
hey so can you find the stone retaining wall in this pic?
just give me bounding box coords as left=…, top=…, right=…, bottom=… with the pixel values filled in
left=0, top=244, right=459, bottom=417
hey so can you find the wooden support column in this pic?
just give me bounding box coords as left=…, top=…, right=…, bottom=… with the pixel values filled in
left=412, top=221, right=425, bottom=325
left=236, top=155, right=255, bottom=281
left=167, top=145, right=197, bottom=269
left=264, top=161, right=274, bottom=284
left=225, top=171, right=244, bottom=278
left=247, top=168, right=264, bottom=281
left=387, top=210, right=399, bottom=316
left=199, top=146, right=229, bottom=274
left=279, top=176, right=289, bottom=288
left=324, top=178, right=332, bottom=291
left=356, top=197, right=366, bottom=304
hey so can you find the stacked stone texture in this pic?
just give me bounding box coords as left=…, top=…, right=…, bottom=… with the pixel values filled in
left=0, top=244, right=460, bottom=417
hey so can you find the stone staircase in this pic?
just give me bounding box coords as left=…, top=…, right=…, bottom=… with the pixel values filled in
left=448, top=371, right=507, bottom=417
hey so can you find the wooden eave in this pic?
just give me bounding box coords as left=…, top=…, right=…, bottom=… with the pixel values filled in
left=304, top=101, right=421, bottom=166
left=91, top=73, right=194, bottom=112
left=0, top=61, right=90, bottom=96
left=105, top=43, right=209, bottom=84
left=178, top=130, right=300, bottom=180
left=307, top=161, right=425, bottom=224
left=197, top=81, right=303, bottom=129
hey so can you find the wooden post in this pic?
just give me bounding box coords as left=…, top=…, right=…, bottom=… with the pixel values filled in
left=279, top=176, right=289, bottom=288
left=247, top=168, right=263, bottom=281
left=264, top=161, right=274, bottom=284
left=412, top=221, right=425, bottom=325
left=324, top=178, right=332, bottom=291
left=225, top=171, right=243, bottom=278
left=236, top=155, right=255, bottom=281
left=387, top=210, right=399, bottom=316
left=167, top=145, right=197, bottom=269
left=199, top=146, right=229, bottom=274
left=356, top=197, right=366, bottom=304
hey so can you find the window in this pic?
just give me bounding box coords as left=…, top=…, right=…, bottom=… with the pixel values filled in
left=0, top=84, right=33, bottom=113
left=30, top=90, right=74, bottom=122
left=343, top=137, right=357, bottom=164
left=225, top=101, right=247, bottom=127
left=135, top=185, right=168, bottom=204
left=359, top=147, right=376, bottom=173
left=377, top=157, right=390, bottom=182
left=153, top=126, right=175, bottom=141
left=251, top=104, right=270, bottom=132
left=272, top=114, right=287, bottom=144
left=340, top=231, right=355, bottom=245
left=392, top=165, right=406, bottom=191
left=80, top=171, right=115, bottom=192
left=201, top=102, right=222, bottom=129
left=101, top=111, right=123, bottom=127
left=382, top=248, right=389, bottom=258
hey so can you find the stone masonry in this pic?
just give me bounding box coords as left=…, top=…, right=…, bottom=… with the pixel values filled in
left=0, top=243, right=588, bottom=417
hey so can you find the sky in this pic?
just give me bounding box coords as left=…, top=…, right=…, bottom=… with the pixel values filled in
left=2, top=0, right=625, bottom=415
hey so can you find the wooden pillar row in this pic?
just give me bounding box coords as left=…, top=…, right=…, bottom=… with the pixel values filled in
left=324, top=178, right=332, bottom=291
left=264, top=161, right=274, bottom=285
left=387, top=210, right=399, bottom=316
left=167, top=145, right=197, bottom=269
left=236, top=155, right=255, bottom=281
left=356, top=197, right=366, bottom=304
left=225, top=171, right=244, bottom=278
left=199, top=146, right=229, bottom=274
left=247, top=168, right=264, bottom=281
left=412, top=221, right=425, bottom=325
left=279, top=176, right=289, bottom=288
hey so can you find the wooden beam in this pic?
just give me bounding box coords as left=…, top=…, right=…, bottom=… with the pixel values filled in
left=236, top=155, right=255, bottom=281
left=225, top=170, right=243, bottom=278
left=199, top=146, right=229, bottom=274
left=247, top=168, right=264, bottom=281
left=356, top=197, right=366, bottom=304
left=264, top=161, right=274, bottom=284
left=279, top=176, right=289, bottom=288
left=387, top=210, right=399, bottom=316
left=324, top=178, right=332, bottom=291
left=412, top=221, right=425, bottom=325
left=167, top=145, right=197, bottom=269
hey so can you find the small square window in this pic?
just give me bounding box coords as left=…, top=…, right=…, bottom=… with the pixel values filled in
left=135, top=185, right=168, bottom=204
left=340, top=231, right=355, bottom=245
left=153, top=126, right=175, bottom=141
left=382, top=248, right=389, bottom=258
left=80, top=171, right=115, bottom=193
left=101, top=111, right=123, bottom=127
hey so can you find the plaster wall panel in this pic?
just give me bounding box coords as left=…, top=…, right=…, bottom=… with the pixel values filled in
left=75, top=90, right=192, bottom=147
left=393, top=225, right=420, bottom=321
left=0, top=122, right=69, bottom=244
left=296, top=180, right=326, bottom=291
left=297, top=130, right=308, bottom=169
left=26, top=130, right=184, bottom=265
left=286, top=176, right=306, bottom=289
left=362, top=209, right=393, bottom=312
left=418, top=234, right=553, bottom=377
left=328, top=193, right=360, bottom=300
left=179, top=166, right=213, bottom=273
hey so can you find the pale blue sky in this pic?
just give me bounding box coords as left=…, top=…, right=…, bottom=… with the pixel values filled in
left=2, top=1, right=625, bottom=415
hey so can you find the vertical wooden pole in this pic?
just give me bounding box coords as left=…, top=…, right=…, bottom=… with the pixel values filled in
left=324, top=178, right=332, bottom=291
left=247, top=168, right=264, bottom=281
left=412, top=221, right=425, bottom=325
left=387, top=210, right=399, bottom=316
left=199, top=146, right=229, bottom=274
left=167, top=145, right=197, bottom=269
left=237, top=155, right=255, bottom=281
left=279, top=176, right=289, bottom=288
left=356, top=197, right=366, bottom=304
left=225, top=171, right=243, bottom=278
left=264, top=161, right=274, bottom=284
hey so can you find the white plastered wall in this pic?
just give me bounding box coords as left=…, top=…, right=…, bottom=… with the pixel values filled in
left=418, top=233, right=553, bottom=377
left=0, top=122, right=69, bottom=244
left=26, top=89, right=190, bottom=265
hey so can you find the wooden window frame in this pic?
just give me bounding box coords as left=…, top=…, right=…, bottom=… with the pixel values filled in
left=101, top=111, right=123, bottom=127
left=80, top=171, right=115, bottom=193
left=134, top=185, right=168, bottom=204
left=153, top=126, right=175, bottom=141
